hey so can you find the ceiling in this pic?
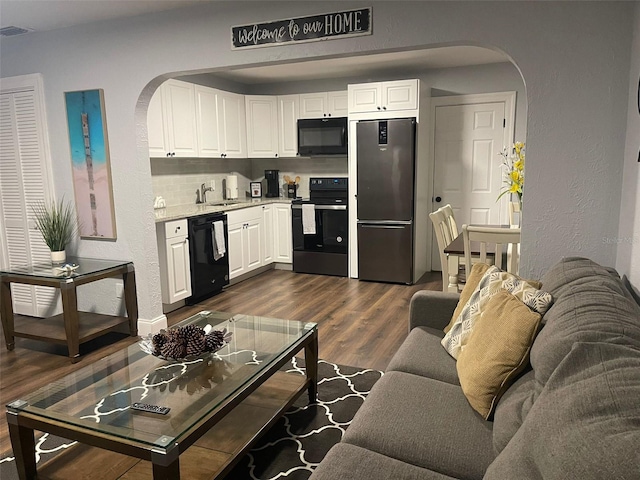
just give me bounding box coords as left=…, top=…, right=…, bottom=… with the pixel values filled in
left=0, top=0, right=206, bottom=33
left=0, top=1, right=510, bottom=83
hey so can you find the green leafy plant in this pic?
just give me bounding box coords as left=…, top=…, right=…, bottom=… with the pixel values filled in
left=31, top=197, right=79, bottom=252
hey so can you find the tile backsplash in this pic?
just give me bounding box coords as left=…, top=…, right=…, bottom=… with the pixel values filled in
left=151, top=156, right=348, bottom=206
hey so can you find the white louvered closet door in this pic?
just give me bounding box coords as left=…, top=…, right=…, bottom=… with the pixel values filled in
left=0, top=75, right=58, bottom=317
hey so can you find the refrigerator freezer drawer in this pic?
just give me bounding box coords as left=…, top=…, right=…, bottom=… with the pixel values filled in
left=357, top=222, right=413, bottom=284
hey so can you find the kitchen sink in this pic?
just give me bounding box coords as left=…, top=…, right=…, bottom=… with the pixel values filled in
left=207, top=200, right=243, bottom=207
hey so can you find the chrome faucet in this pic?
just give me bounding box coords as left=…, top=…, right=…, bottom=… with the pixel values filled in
left=200, top=183, right=213, bottom=203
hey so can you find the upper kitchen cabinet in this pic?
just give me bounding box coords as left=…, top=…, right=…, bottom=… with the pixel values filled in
left=194, top=85, right=221, bottom=157
left=299, top=91, right=348, bottom=119
left=277, top=95, right=300, bottom=158
left=217, top=90, right=247, bottom=158
left=246, top=95, right=279, bottom=158
left=148, top=79, right=199, bottom=158
left=348, top=79, right=419, bottom=114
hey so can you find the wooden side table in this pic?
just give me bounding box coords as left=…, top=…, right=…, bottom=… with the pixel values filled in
left=0, top=257, right=138, bottom=362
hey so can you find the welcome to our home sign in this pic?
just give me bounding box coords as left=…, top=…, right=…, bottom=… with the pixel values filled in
left=232, top=8, right=371, bottom=49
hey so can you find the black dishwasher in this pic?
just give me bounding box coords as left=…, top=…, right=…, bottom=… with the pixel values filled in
left=186, top=213, right=229, bottom=304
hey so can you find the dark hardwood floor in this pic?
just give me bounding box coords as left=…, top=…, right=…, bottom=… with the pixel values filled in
left=0, top=268, right=441, bottom=467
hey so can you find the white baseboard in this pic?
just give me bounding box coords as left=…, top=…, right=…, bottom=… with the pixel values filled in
left=137, top=314, right=167, bottom=336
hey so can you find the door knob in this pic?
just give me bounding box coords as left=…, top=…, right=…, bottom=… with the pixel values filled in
left=435, top=196, right=442, bottom=203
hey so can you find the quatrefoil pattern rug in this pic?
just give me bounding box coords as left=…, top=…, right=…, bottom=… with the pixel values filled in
left=0, top=359, right=383, bottom=480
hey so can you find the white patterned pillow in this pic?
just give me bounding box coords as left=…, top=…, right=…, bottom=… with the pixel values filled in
left=441, top=266, right=553, bottom=359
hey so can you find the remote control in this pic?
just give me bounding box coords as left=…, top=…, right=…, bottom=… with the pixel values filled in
left=131, top=403, right=170, bottom=415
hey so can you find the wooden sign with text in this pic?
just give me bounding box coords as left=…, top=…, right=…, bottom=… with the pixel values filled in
left=232, top=8, right=371, bottom=49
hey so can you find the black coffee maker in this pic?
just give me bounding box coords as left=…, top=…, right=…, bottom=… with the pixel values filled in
left=265, top=170, right=279, bottom=197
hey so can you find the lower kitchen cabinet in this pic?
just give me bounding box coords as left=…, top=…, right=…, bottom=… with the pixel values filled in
left=227, top=206, right=263, bottom=279
left=273, top=203, right=292, bottom=263
left=262, top=204, right=274, bottom=264
left=156, top=219, right=192, bottom=304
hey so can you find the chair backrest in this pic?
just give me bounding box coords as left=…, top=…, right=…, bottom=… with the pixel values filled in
left=429, top=204, right=459, bottom=291
left=508, top=201, right=521, bottom=227
left=462, top=225, right=521, bottom=274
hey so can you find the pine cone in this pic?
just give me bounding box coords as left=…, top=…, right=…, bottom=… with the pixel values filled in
left=152, top=331, right=168, bottom=357
left=161, top=341, right=186, bottom=359
left=186, top=334, right=206, bottom=356
left=205, top=330, right=226, bottom=352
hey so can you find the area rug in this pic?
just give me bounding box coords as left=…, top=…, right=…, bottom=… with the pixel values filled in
left=0, top=359, right=383, bottom=480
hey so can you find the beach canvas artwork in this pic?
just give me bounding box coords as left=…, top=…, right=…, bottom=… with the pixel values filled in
left=65, top=89, right=116, bottom=239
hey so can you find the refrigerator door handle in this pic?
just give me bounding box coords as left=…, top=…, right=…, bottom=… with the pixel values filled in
left=359, top=224, right=406, bottom=229
left=357, top=220, right=412, bottom=226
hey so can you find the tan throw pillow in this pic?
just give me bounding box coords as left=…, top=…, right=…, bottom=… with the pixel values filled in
left=444, top=262, right=492, bottom=334
left=457, top=289, right=542, bottom=420
left=441, top=266, right=553, bottom=359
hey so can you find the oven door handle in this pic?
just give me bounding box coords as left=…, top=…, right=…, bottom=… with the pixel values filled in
left=292, top=204, right=347, bottom=211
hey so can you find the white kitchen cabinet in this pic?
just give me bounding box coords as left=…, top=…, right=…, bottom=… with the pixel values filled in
left=147, top=80, right=198, bottom=158
left=262, top=204, right=274, bottom=264
left=163, top=80, right=199, bottom=157
left=227, top=207, right=263, bottom=279
left=157, top=219, right=192, bottom=304
left=278, top=94, right=300, bottom=158
left=218, top=90, right=247, bottom=158
left=147, top=86, right=169, bottom=157
left=194, top=85, right=221, bottom=157
left=246, top=95, right=279, bottom=158
left=273, top=203, right=293, bottom=264
left=348, top=79, right=418, bottom=114
left=299, top=91, right=348, bottom=118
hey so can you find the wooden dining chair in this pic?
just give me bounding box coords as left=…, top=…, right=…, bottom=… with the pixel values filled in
left=462, top=225, right=521, bottom=274
left=429, top=204, right=459, bottom=292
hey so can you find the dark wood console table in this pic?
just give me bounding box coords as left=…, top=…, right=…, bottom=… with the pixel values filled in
left=0, top=257, right=138, bottom=362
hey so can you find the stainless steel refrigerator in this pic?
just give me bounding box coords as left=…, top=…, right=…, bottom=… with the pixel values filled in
left=357, top=118, right=416, bottom=284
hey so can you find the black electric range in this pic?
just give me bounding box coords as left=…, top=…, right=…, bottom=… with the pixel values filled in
left=291, top=177, right=348, bottom=277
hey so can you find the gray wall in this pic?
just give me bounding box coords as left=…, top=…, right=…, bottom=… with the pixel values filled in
left=0, top=1, right=635, bottom=325
left=616, top=3, right=640, bottom=288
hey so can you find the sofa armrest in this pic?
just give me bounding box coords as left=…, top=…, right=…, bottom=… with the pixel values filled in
left=409, top=290, right=460, bottom=332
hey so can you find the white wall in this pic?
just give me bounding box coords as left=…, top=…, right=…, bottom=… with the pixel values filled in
left=0, top=1, right=635, bottom=326
left=616, top=3, right=640, bottom=290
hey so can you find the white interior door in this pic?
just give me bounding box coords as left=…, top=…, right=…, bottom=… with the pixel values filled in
left=0, top=74, right=59, bottom=316
left=431, top=93, right=514, bottom=270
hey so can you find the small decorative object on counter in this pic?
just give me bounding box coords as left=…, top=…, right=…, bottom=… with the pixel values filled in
left=139, top=324, right=232, bottom=360
left=250, top=181, right=262, bottom=198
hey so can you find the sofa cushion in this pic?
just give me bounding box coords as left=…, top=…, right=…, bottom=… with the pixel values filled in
left=386, top=326, right=459, bottom=385
left=309, top=443, right=458, bottom=480
left=444, top=262, right=492, bottom=334
left=442, top=266, right=553, bottom=359
left=491, top=369, right=538, bottom=453
left=485, top=342, right=640, bottom=480
left=457, top=290, right=542, bottom=419
left=531, top=257, right=640, bottom=387
left=343, top=371, right=495, bottom=480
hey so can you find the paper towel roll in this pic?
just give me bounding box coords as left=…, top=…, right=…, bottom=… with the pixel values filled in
left=226, top=175, right=238, bottom=200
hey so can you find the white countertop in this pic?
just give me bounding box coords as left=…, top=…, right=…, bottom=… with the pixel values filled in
left=154, top=197, right=293, bottom=223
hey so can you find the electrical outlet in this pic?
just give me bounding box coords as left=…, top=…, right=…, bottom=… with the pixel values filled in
left=115, top=282, right=124, bottom=299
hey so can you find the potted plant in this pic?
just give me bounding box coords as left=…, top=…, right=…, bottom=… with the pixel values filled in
left=32, top=197, right=79, bottom=263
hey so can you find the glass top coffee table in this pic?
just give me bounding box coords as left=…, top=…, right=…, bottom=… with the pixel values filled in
left=6, top=311, right=318, bottom=480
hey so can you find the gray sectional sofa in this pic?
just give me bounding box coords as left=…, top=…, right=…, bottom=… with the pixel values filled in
left=310, top=257, right=640, bottom=479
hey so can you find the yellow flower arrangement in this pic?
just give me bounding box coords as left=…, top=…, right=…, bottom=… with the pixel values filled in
left=497, top=141, right=525, bottom=204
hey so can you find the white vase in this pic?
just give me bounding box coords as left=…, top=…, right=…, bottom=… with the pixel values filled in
left=51, top=250, right=66, bottom=264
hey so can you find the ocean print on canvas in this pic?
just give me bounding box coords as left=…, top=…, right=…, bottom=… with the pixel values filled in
left=65, top=89, right=116, bottom=239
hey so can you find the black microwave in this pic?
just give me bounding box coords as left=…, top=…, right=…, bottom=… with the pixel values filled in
left=297, top=117, right=348, bottom=156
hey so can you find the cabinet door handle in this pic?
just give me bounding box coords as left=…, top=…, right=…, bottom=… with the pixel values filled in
left=382, top=106, right=387, bottom=110
left=377, top=106, right=381, bottom=110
